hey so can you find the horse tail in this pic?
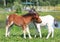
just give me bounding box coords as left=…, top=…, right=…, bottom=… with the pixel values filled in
left=6, top=15, right=9, bottom=25
left=54, top=19, right=58, bottom=27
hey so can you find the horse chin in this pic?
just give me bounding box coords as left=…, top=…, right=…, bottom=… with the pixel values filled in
left=36, top=21, right=42, bottom=23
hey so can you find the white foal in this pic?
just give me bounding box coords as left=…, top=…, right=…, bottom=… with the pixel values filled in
left=34, top=15, right=58, bottom=39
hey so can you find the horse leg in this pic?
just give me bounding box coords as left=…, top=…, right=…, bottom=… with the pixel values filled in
left=23, top=30, right=26, bottom=39
left=5, top=25, right=9, bottom=37
left=46, top=26, right=52, bottom=39
left=5, top=21, right=13, bottom=37
left=51, top=27, right=54, bottom=38
left=22, top=25, right=27, bottom=39
left=38, top=27, right=42, bottom=38
left=34, top=23, right=42, bottom=38
left=36, top=24, right=42, bottom=38
left=26, top=25, right=32, bottom=39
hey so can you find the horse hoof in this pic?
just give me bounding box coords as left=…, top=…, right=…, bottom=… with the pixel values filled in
left=5, top=35, right=8, bottom=37
left=34, top=35, right=37, bottom=38
left=24, top=37, right=26, bottom=39
left=5, top=36, right=7, bottom=37
left=46, top=37, right=49, bottom=39
left=29, top=37, right=32, bottom=39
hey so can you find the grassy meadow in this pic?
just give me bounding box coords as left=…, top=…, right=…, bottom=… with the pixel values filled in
left=0, top=9, right=60, bottom=42
left=0, top=26, right=60, bottom=42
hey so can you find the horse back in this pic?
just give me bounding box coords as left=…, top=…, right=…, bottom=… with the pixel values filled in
left=7, top=14, right=25, bottom=26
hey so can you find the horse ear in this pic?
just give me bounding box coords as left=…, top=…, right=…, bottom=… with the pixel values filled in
left=34, top=12, right=39, bottom=16
left=31, top=8, right=39, bottom=15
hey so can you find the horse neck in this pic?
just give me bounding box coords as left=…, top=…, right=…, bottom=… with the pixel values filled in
left=23, top=15, right=33, bottom=20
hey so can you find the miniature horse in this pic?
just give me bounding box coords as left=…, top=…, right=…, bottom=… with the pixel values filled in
left=34, top=15, right=58, bottom=39
left=5, top=12, right=42, bottom=39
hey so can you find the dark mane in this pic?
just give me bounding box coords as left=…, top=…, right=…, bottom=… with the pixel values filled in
left=22, top=13, right=35, bottom=17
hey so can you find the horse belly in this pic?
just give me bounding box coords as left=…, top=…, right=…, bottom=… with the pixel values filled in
left=39, top=15, right=54, bottom=26
left=14, top=18, right=24, bottom=26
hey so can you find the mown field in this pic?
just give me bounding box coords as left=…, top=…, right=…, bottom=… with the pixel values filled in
left=0, top=10, right=60, bottom=42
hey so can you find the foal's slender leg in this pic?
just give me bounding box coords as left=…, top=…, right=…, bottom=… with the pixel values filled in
left=46, top=26, right=52, bottom=39
left=38, top=27, right=42, bottom=38
left=5, top=25, right=9, bottom=37
left=22, top=25, right=26, bottom=39
left=5, top=21, right=13, bottom=37
left=51, top=27, right=54, bottom=38
left=26, top=25, right=32, bottom=39
left=34, top=23, right=42, bottom=38
left=36, top=24, right=42, bottom=38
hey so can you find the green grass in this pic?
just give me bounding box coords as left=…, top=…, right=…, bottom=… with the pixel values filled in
left=0, top=26, right=60, bottom=42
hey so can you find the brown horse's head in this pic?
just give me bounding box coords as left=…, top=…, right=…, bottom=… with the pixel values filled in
left=28, top=8, right=42, bottom=23
left=32, top=12, right=42, bottom=23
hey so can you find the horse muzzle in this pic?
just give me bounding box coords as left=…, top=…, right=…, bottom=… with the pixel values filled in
left=37, top=21, right=42, bottom=23
left=40, top=21, right=42, bottom=23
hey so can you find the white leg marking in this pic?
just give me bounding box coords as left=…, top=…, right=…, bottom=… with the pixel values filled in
left=26, top=25, right=32, bottom=39
left=7, top=27, right=11, bottom=37
left=35, top=35, right=37, bottom=38
left=5, top=21, right=13, bottom=37
left=37, top=26, right=42, bottom=38
left=5, top=26, right=9, bottom=37
left=46, top=26, right=52, bottom=39
left=51, top=28, right=54, bottom=38
left=36, top=24, right=42, bottom=38
left=23, top=30, right=26, bottom=39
